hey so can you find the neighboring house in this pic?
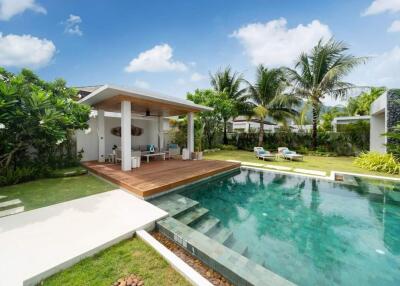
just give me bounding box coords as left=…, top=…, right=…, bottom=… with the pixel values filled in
left=332, top=115, right=370, bottom=132
left=76, top=85, right=211, bottom=170
left=231, top=116, right=312, bottom=133
left=231, top=116, right=277, bottom=133
left=370, top=89, right=400, bottom=153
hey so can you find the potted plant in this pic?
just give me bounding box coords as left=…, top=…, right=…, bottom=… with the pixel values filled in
left=112, top=145, right=118, bottom=155
left=192, top=128, right=203, bottom=160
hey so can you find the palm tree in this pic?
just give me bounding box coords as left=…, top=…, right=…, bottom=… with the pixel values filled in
left=210, top=67, right=247, bottom=144
left=293, top=101, right=311, bottom=132
left=247, top=65, right=299, bottom=146
left=286, top=38, right=365, bottom=149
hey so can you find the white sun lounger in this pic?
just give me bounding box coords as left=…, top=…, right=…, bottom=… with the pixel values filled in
left=278, top=147, right=304, bottom=161
left=254, top=147, right=276, bottom=161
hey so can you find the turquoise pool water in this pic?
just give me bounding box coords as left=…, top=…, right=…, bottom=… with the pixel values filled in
left=180, top=169, right=400, bottom=286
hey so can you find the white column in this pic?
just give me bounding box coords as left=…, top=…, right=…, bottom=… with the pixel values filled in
left=158, top=116, right=165, bottom=151
left=97, top=109, right=105, bottom=162
left=121, top=100, right=132, bottom=171
left=187, top=112, right=194, bottom=158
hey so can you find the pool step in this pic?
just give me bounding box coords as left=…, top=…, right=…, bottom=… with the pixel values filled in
left=388, top=191, right=400, bottom=203
left=343, top=176, right=359, bottom=186
left=194, top=216, right=220, bottom=234
left=176, top=207, right=209, bottom=226
left=209, top=227, right=233, bottom=245
left=150, top=194, right=199, bottom=217
left=0, top=206, right=25, bottom=218
left=226, top=239, right=248, bottom=256
left=0, top=199, right=22, bottom=209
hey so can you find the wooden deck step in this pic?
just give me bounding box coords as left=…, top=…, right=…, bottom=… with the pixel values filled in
left=194, top=216, right=220, bottom=234
left=150, top=194, right=199, bottom=217
left=209, top=227, right=233, bottom=245
left=176, top=207, right=209, bottom=226
left=0, top=199, right=22, bottom=209
left=0, top=206, right=24, bottom=218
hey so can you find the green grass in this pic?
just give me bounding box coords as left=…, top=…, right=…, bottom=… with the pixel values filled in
left=0, top=173, right=116, bottom=211
left=205, top=150, right=400, bottom=178
left=43, top=237, right=190, bottom=286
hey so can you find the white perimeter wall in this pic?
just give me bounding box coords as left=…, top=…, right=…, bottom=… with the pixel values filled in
left=370, top=93, right=387, bottom=153
left=77, top=116, right=170, bottom=162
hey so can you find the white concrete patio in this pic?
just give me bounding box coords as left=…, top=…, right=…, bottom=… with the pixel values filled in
left=0, top=189, right=168, bottom=286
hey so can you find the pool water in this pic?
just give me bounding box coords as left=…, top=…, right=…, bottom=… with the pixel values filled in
left=179, top=169, right=400, bottom=286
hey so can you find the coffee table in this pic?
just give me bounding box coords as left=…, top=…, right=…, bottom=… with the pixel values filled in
left=142, top=152, right=166, bottom=163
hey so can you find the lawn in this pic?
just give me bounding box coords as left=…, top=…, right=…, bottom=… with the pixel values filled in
left=204, top=150, right=400, bottom=178
left=43, top=237, right=190, bottom=286
left=0, top=172, right=116, bottom=211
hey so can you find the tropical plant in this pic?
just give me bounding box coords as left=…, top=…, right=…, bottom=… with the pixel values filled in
left=246, top=66, right=299, bottom=146
left=354, top=152, right=400, bottom=174
left=0, top=68, right=90, bottom=183
left=320, top=106, right=347, bottom=131
left=286, top=38, right=365, bottom=149
left=293, top=101, right=311, bottom=132
left=347, top=87, right=386, bottom=116
left=187, top=89, right=228, bottom=149
left=210, top=67, right=247, bottom=144
left=386, top=123, right=400, bottom=159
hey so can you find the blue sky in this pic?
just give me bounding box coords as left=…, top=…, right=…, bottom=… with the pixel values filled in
left=0, top=0, right=399, bottom=105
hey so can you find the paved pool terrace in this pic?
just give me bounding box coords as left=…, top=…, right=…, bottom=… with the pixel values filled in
left=0, top=189, right=168, bottom=286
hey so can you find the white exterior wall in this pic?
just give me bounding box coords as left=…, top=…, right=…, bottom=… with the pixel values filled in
left=370, top=93, right=387, bottom=153
left=76, top=115, right=167, bottom=161
left=232, top=121, right=276, bottom=132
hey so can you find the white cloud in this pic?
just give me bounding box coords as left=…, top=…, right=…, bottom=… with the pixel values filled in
left=362, top=0, right=400, bottom=16
left=64, top=14, right=83, bottom=36
left=0, top=33, right=55, bottom=68
left=348, top=46, right=400, bottom=88
left=231, top=18, right=332, bottom=67
left=0, top=0, right=45, bottom=21
left=190, top=72, right=207, bottom=82
left=133, top=79, right=150, bottom=89
left=388, top=19, right=400, bottom=32
left=124, top=44, right=187, bottom=73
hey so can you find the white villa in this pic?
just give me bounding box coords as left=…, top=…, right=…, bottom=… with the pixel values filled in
left=76, top=85, right=212, bottom=170
left=332, top=115, right=370, bottom=132
left=231, top=116, right=312, bottom=133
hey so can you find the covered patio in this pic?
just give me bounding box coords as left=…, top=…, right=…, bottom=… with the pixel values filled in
left=77, top=84, right=213, bottom=170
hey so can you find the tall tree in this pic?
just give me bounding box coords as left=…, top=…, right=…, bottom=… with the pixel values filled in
left=286, top=38, right=365, bottom=149
left=187, top=89, right=232, bottom=149
left=0, top=68, right=90, bottom=170
left=247, top=65, right=299, bottom=146
left=210, top=67, right=246, bottom=144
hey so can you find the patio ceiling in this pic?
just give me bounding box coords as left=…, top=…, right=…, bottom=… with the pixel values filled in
left=78, top=85, right=212, bottom=116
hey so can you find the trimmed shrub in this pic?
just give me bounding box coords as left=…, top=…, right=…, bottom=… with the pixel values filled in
left=0, top=167, right=40, bottom=186
left=354, top=152, right=400, bottom=175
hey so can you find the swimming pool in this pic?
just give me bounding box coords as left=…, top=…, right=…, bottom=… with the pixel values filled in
left=152, top=168, right=400, bottom=285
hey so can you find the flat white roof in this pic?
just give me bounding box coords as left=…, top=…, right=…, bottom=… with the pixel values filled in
left=332, top=115, right=371, bottom=124
left=78, top=84, right=212, bottom=112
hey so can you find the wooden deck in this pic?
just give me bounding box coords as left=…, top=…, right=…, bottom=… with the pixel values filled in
left=82, top=159, right=240, bottom=199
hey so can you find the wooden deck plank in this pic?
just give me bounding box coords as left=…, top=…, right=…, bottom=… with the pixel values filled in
left=82, top=159, right=240, bottom=198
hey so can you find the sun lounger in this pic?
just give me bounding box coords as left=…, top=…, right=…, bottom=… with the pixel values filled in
left=278, top=147, right=303, bottom=161
left=254, top=147, right=275, bottom=161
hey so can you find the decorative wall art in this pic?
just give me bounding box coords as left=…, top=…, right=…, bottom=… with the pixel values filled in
left=111, top=126, right=143, bottom=137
